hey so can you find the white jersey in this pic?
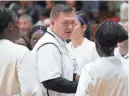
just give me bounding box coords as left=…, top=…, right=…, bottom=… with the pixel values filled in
left=75, top=56, right=129, bottom=96
left=114, top=47, right=129, bottom=59
left=0, top=39, right=39, bottom=96
left=67, top=38, right=99, bottom=74
left=33, top=27, right=74, bottom=96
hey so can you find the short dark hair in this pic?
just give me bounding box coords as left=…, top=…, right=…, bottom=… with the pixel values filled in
left=95, top=21, right=128, bottom=47
left=0, top=8, right=16, bottom=34
left=50, top=4, right=74, bottom=19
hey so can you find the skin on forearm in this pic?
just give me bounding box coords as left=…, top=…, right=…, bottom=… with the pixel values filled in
left=75, top=75, right=80, bottom=81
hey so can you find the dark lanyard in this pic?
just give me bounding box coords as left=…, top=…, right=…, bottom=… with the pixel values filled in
left=37, top=31, right=62, bottom=54
left=46, top=31, right=56, bottom=38
left=47, top=31, right=63, bottom=47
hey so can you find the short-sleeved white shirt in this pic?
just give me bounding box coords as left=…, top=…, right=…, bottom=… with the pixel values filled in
left=0, top=39, right=39, bottom=96
left=75, top=56, right=129, bottom=96
left=67, top=38, right=99, bottom=74
left=33, top=27, right=74, bottom=96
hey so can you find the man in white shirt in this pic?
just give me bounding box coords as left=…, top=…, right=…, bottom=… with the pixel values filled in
left=0, top=8, right=41, bottom=96
left=33, top=4, right=78, bottom=96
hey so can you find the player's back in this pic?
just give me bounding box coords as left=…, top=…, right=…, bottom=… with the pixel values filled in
left=0, top=39, right=29, bottom=96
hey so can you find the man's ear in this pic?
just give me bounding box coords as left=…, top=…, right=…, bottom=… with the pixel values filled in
left=50, top=19, right=54, bottom=26
left=8, top=22, right=13, bottom=32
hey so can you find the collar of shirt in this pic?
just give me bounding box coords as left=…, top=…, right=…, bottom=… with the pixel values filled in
left=71, top=38, right=88, bottom=49
left=47, top=27, right=66, bottom=48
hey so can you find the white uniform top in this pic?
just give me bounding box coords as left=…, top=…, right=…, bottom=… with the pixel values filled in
left=0, top=39, right=39, bottom=96
left=33, top=27, right=74, bottom=96
left=67, top=38, right=99, bottom=74
left=114, top=47, right=129, bottom=59
left=75, top=56, right=129, bottom=96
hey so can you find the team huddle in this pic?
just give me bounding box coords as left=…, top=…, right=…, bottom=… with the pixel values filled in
left=0, top=3, right=128, bottom=96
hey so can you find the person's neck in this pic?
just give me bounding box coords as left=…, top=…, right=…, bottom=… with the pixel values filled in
left=0, top=31, right=14, bottom=42
left=71, top=37, right=84, bottom=48
left=101, top=53, right=113, bottom=57
left=119, top=47, right=128, bottom=56
left=100, top=50, right=114, bottom=57
left=0, top=35, right=13, bottom=42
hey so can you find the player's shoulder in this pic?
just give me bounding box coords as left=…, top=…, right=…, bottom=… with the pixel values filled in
left=84, top=38, right=95, bottom=46
left=83, top=58, right=102, bottom=73
left=13, top=43, right=29, bottom=53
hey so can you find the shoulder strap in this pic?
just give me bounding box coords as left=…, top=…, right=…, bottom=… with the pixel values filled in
left=37, top=42, right=62, bottom=54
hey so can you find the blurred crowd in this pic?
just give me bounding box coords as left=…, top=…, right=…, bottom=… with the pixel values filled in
left=0, top=1, right=128, bottom=50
